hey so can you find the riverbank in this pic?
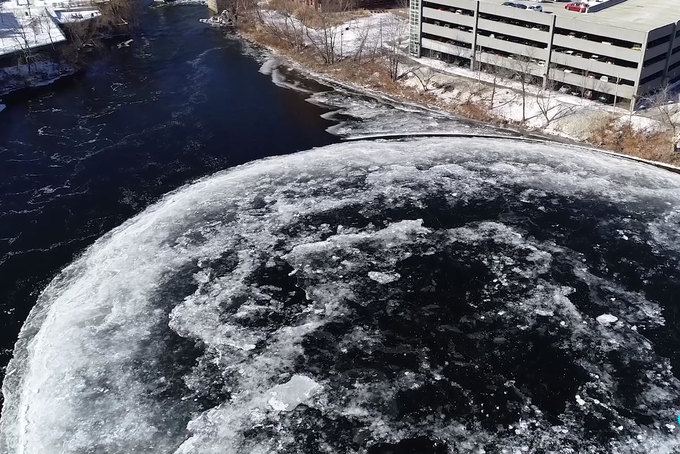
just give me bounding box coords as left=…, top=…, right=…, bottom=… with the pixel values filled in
left=0, top=62, right=77, bottom=98
left=0, top=0, right=142, bottom=102
left=232, top=3, right=680, bottom=167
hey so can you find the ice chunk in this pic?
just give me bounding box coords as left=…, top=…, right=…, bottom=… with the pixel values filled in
left=266, top=375, right=322, bottom=412
left=368, top=271, right=401, bottom=284
left=258, top=58, right=279, bottom=75
left=596, top=314, right=619, bottom=326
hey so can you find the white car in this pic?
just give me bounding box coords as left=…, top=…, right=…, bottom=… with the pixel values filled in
left=528, top=5, right=543, bottom=11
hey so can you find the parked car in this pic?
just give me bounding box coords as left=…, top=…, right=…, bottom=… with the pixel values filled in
left=502, top=2, right=527, bottom=9
left=565, top=2, right=588, bottom=12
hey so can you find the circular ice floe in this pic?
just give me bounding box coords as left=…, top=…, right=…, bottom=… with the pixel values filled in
left=2, top=137, right=680, bottom=454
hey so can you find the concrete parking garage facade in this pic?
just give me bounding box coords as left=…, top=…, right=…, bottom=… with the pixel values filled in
left=408, top=0, right=680, bottom=109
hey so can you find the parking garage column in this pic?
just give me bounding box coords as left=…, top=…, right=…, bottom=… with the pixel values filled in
left=662, top=23, right=679, bottom=84
left=542, top=14, right=556, bottom=89
left=630, top=31, right=650, bottom=110
left=408, top=0, right=424, bottom=57
left=470, top=0, right=480, bottom=71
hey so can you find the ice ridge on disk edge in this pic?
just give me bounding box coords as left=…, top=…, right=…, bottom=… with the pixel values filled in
left=2, top=137, right=680, bottom=454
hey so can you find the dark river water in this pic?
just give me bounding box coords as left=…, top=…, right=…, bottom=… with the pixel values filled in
left=2, top=5, right=680, bottom=454
left=0, top=4, right=338, bottom=374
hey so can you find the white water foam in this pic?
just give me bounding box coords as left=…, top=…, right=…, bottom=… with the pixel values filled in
left=2, top=137, right=680, bottom=453
left=255, top=55, right=495, bottom=138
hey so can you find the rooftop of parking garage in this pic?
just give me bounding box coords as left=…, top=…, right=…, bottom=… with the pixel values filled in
left=479, top=0, right=679, bottom=32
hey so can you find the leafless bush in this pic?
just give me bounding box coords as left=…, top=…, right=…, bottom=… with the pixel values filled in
left=644, top=83, right=680, bottom=152
left=533, top=79, right=577, bottom=127
left=587, top=116, right=680, bottom=165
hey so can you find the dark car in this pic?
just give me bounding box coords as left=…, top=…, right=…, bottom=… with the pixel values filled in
left=503, top=2, right=528, bottom=8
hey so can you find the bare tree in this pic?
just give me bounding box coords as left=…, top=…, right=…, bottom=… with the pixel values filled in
left=12, top=16, right=38, bottom=73
left=401, top=65, right=437, bottom=92
left=645, top=83, right=680, bottom=152
left=104, top=0, right=139, bottom=27
left=259, top=0, right=307, bottom=51
left=382, top=15, right=407, bottom=80
left=305, top=13, right=339, bottom=64
left=478, top=55, right=511, bottom=110
left=42, top=13, right=59, bottom=49
left=509, top=54, right=539, bottom=123
left=352, top=19, right=383, bottom=63
left=64, top=17, right=106, bottom=56
left=533, top=78, right=577, bottom=127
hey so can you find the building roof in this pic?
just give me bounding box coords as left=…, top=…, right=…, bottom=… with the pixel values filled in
left=0, top=8, right=67, bottom=57
left=565, top=0, right=680, bottom=32
left=480, top=0, right=680, bottom=32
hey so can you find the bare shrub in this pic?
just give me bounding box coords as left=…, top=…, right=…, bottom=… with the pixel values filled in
left=644, top=83, right=680, bottom=153
left=587, top=116, right=680, bottom=165
left=533, top=79, right=577, bottom=127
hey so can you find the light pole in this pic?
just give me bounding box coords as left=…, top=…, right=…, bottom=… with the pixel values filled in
left=612, top=77, right=619, bottom=111
left=340, top=29, right=343, bottom=58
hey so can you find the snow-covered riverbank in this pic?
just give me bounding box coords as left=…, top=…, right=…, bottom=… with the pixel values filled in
left=0, top=62, right=76, bottom=99
left=232, top=6, right=680, bottom=165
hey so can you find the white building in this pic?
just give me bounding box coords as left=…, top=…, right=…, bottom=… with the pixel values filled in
left=408, top=0, right=680, bottom=109
left=0, top=0, right=104, bottom=58
left=0, top=6, right=67, bottom=57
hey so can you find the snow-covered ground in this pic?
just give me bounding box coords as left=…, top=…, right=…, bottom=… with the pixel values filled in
left=256, top=8, right=404, bottom=60
left=0, top=60, right=75, bottom=97
left=0, top=8, right=67, bottom=57
left=253, top=8, right=677, bottom=143
left=400, top=54, right=668, bottom=141
left=50, top=8, right=101, bottom=24
left=155, top=0, right=207, bottom=6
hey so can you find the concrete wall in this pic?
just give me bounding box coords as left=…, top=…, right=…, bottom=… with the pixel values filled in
left=551, top=35, right=641, bottom=63
left=550, top=51, right=637, bottom=81
left=208, top=0, right=228, bottom=14
left=423, top=8, right=475, bottom=26
left=422, top=37, right=473, bottom=58
left=586, top=0, right=627, bottom=14
left=552, top=17, right=644, bottom=44
left=409, top=0, right=423, bottom=56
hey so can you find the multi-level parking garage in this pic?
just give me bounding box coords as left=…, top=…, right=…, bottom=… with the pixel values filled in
left=408, top=0, right=680, bottom=109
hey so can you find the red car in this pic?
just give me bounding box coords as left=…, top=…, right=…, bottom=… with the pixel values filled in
left=565, top=2, right=588, bottom=12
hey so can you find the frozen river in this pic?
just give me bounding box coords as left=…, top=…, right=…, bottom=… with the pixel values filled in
left=1, top=4, right=680, bottom=454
